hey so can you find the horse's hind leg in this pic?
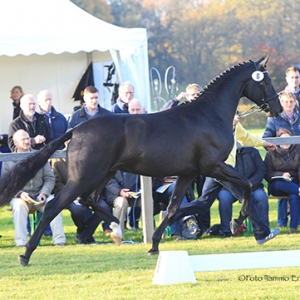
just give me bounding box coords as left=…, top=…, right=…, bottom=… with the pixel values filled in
left=148, top=175, right=195, bottom=256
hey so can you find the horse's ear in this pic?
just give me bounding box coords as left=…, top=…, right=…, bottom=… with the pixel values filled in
left=257, top=54, right=270, bottom=67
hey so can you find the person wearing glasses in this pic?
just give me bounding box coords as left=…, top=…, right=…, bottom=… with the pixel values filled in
left=110, top=82, right=137, bottom=230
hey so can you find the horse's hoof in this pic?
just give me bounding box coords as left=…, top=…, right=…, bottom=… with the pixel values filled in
left=18, top=255, right=29, bottom=266
left=147, top=249, right=159, bottom=256
left=230, top=219, right=240, bottom=234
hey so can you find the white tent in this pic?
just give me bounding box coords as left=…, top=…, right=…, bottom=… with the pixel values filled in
left=0, top=0, right=150, bottom=134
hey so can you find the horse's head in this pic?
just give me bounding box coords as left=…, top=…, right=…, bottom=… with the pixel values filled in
left=244, top=55, right=282, bottom=117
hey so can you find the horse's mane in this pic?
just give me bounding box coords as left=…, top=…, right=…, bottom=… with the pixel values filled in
left=193, top=60, right=253, bottom=101
left=175, top=60, right=253, bottom=107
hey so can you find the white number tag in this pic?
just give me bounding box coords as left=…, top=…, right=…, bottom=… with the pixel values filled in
left=251, top=71, right=264, bottom=82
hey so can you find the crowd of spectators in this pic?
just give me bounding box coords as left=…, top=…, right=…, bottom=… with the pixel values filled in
left=2, top=65, right=300, bottom=246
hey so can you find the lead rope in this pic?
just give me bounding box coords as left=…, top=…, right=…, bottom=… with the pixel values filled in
left=238, top=103, right=269, bottom=118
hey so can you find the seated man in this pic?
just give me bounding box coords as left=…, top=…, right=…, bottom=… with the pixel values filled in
left=104, top=170, right=141, bottom=239
left=52, top=153, right=112, bottom=244
left=2, top=129, right=65, bottom=246
left=217, top=145, right=269, bottom=239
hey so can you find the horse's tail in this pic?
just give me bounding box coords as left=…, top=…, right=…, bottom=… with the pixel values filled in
left=0, top=129, right=74, bottom=207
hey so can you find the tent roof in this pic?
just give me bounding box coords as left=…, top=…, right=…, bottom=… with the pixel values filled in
left=0, top=0, right=147, bottom=57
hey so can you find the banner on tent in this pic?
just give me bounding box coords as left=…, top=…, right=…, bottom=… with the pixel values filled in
left=72, top=62, right=94, bottom=103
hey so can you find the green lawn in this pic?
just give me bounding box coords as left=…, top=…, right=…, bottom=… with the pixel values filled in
left=247, top=128, right=265, bottom=135
left=1, top=199, right=300, bottom=300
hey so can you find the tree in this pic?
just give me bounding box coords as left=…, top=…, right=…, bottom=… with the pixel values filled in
left=71, top=0, right=114, bottom=23
left=71, top=0, right=300, bottom=112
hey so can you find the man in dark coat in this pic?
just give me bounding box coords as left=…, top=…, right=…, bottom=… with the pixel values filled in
left=68, top=86, right=111, bottom=129
left=111, top=81, right=135, bottom=114
left=8, top=94, right=51, bottom=151
left=67, top=85, right=112, bottom=242
left=37, top=90, right=68, bottom=150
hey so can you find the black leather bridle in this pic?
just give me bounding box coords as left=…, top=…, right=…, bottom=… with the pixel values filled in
left=239, top=65, right=279, bottom=118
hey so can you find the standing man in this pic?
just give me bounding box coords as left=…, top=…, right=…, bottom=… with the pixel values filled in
left=8, top=94, right=51, bottom=151
left=68, top=86, right=111, bottom=129
left=67, top=86, right=112, bottom=241
left=282, top=66, right=300, bottom=108
left=37, top=90, right=68, bottom=149
left=2, top=130, right=66, bottom=247
left=111, top=81, right=135, bottom=114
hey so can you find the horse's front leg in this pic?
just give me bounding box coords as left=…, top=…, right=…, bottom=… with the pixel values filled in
left=148, top=175, right=195, bottom=256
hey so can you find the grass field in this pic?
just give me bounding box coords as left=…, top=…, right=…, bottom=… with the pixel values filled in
left=1, top=198, right=300, bottom=300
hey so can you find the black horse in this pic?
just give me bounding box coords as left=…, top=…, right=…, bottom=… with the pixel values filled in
left=0, top=55, right=281, bottom=266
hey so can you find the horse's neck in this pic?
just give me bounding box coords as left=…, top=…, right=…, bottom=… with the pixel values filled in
left=201, top=66, right=249, bottom=119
